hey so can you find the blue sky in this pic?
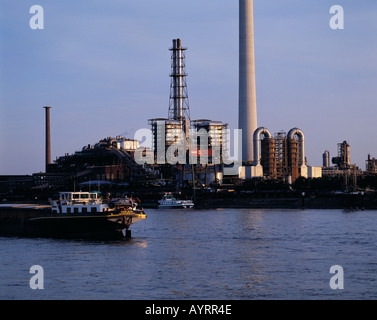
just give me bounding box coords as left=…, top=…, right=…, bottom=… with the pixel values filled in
left=1, top=0, right=376, bottom=174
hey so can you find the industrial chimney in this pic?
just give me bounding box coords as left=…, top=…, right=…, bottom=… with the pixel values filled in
left=239, top=0, right=258, bottom=164
left=43, top=106, right=52, bottom=172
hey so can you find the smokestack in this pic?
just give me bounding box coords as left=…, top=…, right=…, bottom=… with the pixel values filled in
left=239, top=0, right=258, bottom=164
left=43, top=106, right=52, bottom=172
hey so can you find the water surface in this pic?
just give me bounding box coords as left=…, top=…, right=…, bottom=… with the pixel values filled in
left=1, top=208, right=377, bottom=299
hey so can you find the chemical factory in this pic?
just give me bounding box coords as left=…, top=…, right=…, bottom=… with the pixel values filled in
left=1, top=0, right=377, bottom=208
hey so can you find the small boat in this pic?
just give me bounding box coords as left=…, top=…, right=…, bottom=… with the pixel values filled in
left=158, top=193, right=194, bottom=209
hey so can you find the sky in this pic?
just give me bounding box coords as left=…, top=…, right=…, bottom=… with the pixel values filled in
left=0, top=0, right=376, bottom=175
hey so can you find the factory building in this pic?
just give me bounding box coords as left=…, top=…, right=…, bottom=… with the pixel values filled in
left=236, top=1, right=320, bottom=182
left=332, top=141, right=350, bottom=170
left=366, top=154, right=377, bottom=173
left=322, top=141, right=362, bottom=178
left=149, top=39, right=191, bottom=164
left=187, top=120, right=229, bottom=187
left=148, top=39, right=228, bottom=188
left=148, top=118, right=229, bottom=166
left=243, top=127, right=321, bottom=182
left=247, top=127, right=307, bottom=182
left=29, top=136, right=146, bottom=191
left=1, top=134, right=149, bottom=199
left=0, top=175, right=33, bottom=197
left=148, top=118, right=188, bottom=163
left=190, top=119, right=228, bottom=165
left=51, top=136, right=143, bottom=182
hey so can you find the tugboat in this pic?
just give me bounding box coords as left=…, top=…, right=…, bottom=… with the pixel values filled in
left=158, top=193, right=194, bottom=209
left=0, top=191, right=147, bottom=240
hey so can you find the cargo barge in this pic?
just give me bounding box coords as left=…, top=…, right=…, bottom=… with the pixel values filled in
left=0, top=191, right=147, bottom=240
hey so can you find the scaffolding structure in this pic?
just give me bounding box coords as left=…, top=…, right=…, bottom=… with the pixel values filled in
left=256, top=128, right=305, bottom=182
left=260, top=137, right=276, bottom=179
left=338, top=141, right=350, bottom=169
left=168, top=39, right=190, bottom=123
left=332, top=141, right=350, bottom=170
left=148, top=38, right=228, bottom=188
left=288, top=137, right=299, bottom=181
left=274, top=131, right=288, bottom=179
left=149, top=39, right=192, bottom=163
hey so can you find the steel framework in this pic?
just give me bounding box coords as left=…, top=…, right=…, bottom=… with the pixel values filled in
left=168, top=39, right=190, bottom=122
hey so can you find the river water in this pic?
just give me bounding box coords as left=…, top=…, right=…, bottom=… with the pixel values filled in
left=1, top=208, right=377, bottom=300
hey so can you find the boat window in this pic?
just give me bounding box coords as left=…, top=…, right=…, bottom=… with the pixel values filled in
left=66, top=207, right=71, bottom=213
left=91, top=207, right=97, bottom=213
left=74, top=208, right=79, bottom=213
left=63, top=193, right=71, bottom=200
left=90, top=194, right=97, bottom=199
left=81, top=194, right=89, bottom=199
left=73, top=194, right=80, bottom=199
left=82, top=207, right=87, bottom=213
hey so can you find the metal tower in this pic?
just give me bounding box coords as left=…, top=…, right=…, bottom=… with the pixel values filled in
left=168, top=39, right=190, bottom=122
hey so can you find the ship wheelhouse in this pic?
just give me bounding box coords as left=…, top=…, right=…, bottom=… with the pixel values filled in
left=51, top=191, right=110, bottom=214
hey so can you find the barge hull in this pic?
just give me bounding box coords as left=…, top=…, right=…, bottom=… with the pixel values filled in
left=0, top=206, right=131, bottom=240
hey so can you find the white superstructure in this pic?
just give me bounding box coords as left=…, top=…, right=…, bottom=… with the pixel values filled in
left=158, top=193, right=194, bottom=209
left=51, top=191, right=113, bottom=214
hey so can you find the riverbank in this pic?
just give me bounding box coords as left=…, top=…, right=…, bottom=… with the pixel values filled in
left=194, top=192, right=377, bottom=210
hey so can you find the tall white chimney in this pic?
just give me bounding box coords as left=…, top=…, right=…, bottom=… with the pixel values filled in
left=239, top=0, right=258, bottom=164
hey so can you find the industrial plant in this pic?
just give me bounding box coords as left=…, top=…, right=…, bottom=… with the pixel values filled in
left=1, top=0, right=376, bottom=209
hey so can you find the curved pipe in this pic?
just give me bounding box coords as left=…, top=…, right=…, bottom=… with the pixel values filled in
left=287, top=128, right=305, bottom=166
left=253, top=127, right=272, bottom=166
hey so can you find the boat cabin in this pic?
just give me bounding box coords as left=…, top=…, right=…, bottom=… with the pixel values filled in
left=60, top=191, right=101, bottom=204
left=51, top=191, right=111, bottom=214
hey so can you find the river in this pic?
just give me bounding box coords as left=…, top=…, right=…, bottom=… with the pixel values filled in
left=1, top=208, right=377, bottom=300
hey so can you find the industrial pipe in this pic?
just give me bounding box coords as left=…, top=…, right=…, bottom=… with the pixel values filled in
left=253, top=127, right=272, bottom=166
left=287, top=128, right=305, bottom=166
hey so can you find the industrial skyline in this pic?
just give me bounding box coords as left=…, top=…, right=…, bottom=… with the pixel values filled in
left=1, top=1, right=376, bottom=175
